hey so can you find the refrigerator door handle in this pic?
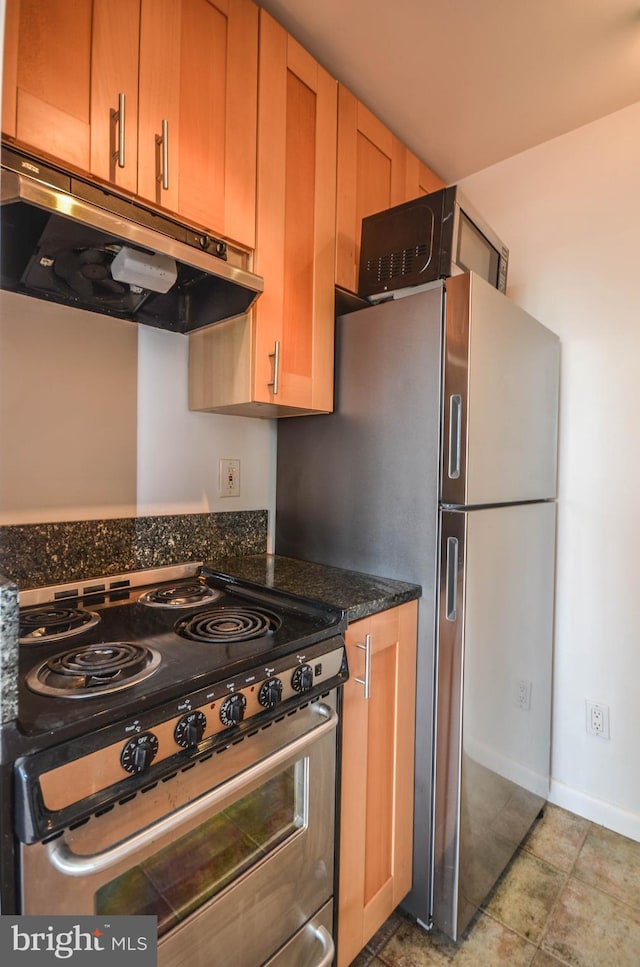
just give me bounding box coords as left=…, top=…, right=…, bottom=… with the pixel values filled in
left=448, top=395, right=462, bottom=479
left=445, top=537, right=458, bottom=621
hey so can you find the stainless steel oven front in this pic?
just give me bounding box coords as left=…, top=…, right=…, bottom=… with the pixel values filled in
left=17, top=693, right=339, bottom=967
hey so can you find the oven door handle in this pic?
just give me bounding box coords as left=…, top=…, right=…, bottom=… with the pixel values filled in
left=263, top=923, right=334, bottom=967
left=310, top=925, right=335, bottom=967
left=45, top=702, right=337, bottom=877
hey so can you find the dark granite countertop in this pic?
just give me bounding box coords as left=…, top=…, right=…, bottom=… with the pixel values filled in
left=0, top=543, right=420, bottom=725
left=206, top=554, right=421, bottom=622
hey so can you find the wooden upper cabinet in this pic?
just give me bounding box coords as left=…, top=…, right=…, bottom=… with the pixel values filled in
left=90, top=0, right=141, bottom=195
left=189, top=11, right=337, bottom=418
left=338, top=601, right=418, bottom=967
left=405, top=150, right=446, bottom=199
left=336, top=84, right=444, bottom=293
left=92, top=0, right=258, bottom=248
left=253, top=11, right=337, bottom=413
left=3, top=0, right=257, bottom=249
left=2, top=0, right=93, bottom=171
left=134, top=0, right=257, bottom=247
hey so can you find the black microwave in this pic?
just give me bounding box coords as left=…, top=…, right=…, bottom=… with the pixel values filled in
left=358, top=186, right=508, bottom=298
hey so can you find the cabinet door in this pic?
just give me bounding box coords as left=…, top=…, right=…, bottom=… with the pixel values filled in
left=335, top=86, right=407, bottom=294
left=405, top=149, right=445, bottom=200
left=137, top=0, right=257, bottom=247
left=335, top=85, right=444, bottom=293
left=253, top=11, right=337, bottom=412
left=90, top=0, right=141, bottom=195
left=338, top=601, right=418, bottom=967
left=2, top=0, right=92, bottom=171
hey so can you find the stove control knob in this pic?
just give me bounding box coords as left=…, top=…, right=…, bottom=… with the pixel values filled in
left=174, top=711, right=207, bottom=748
left=220, top=693, right=247, bottom=727
left=120, top=732, right=159, bottom=774
left=258, top=677, right=283, bottom=709
left=291, top=664, right=314, bottom=694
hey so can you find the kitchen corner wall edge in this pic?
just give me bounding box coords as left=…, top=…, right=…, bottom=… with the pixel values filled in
left=0, top=574, right=20, bottom=723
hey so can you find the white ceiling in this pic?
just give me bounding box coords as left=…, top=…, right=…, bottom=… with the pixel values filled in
left=257, top=0, right=640, bottom=182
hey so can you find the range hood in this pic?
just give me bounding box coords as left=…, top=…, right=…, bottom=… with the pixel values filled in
left=0, top=145, right=263, bottom=333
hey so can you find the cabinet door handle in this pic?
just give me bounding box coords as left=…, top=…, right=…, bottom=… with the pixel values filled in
left=268, top=340, right=281, bottom=395
left=156, top=119, right=169, bottom=190
left=354, top=633, right=372, bottom=699
left=110, top=92, right=126, bottom=169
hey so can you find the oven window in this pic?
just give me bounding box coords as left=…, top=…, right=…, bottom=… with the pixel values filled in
left=95, top=764, right=305, bottom=935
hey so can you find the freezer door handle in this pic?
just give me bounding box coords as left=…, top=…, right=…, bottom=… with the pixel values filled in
left=445, top=537, right=458, bottom=621
left=448, top=395, right=462, bottom=479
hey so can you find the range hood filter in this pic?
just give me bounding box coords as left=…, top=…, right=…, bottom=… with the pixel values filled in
left=111, top=246, right=178, bottom=294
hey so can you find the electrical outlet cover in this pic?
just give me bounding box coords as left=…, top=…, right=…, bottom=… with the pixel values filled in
left=218, top=458, right=240, bottom=497
left=586, top=700, right=610, bottom=738
left=515, top=679, right=532, bottom=710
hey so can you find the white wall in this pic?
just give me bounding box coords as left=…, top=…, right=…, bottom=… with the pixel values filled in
left=0, top=292, right=139, bottom=523
left=460, top=100, right=640, bottom=840
left=136, top=324, right=277, bottom=534
left=0, top=291, right=277, bottom=544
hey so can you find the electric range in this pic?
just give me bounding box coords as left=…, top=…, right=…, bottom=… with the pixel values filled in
left=1, top=562, right=348, bottom=962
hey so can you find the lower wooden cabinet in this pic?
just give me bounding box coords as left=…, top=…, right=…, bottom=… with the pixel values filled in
left=338, top=600, right=418, bottom=967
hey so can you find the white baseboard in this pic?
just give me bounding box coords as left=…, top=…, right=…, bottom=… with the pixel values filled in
left=549, top=779, right=640, bottom=843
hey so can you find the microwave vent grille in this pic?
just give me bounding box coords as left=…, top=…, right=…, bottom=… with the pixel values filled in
left=366, top=243, right=429, bottom=284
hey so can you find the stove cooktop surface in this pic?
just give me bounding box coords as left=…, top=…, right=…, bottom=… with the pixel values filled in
left=14, top=565, right=346, bottom=745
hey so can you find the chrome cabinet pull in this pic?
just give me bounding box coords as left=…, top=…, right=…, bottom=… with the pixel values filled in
left=354, top=633, right=372, bottom=699
left=156, top=119, right=169, bottom=190
left=445, top=537, right=458, bottom=621
left=46, top=703, right=337, bottom=876
left=268, top=340, right=281, bottom=395
left=448, top=394, right=462, bottom=479
left=110, top=92, right=126, bottom=169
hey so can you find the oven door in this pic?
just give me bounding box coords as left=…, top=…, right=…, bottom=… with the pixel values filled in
left=19, top=696, right=338, bottom=967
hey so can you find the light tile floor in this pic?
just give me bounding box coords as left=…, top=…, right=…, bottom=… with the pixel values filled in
left=351, top=804, right=640, bottom=966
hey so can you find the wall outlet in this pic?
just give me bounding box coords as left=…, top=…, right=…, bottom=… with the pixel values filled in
left=218, top=458, right=240, bottom=497
left=515, top=679, right=532, bottom=711
left=586, top=700, right=610, bottom=738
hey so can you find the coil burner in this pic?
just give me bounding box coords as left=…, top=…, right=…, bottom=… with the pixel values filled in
left=176, top=607, right=282, bottom=643
left=138, top=581, right=223, bottom=609
left=25, top=642, right=161, bottom=698
left=19, top=607, right=101, bottom=645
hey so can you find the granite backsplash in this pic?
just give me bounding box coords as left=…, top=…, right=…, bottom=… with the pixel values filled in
left=0, top=510, right=268, bottom=589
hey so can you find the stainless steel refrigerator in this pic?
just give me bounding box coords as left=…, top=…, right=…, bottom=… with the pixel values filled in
left=275, top=272, right=559, bottom=941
